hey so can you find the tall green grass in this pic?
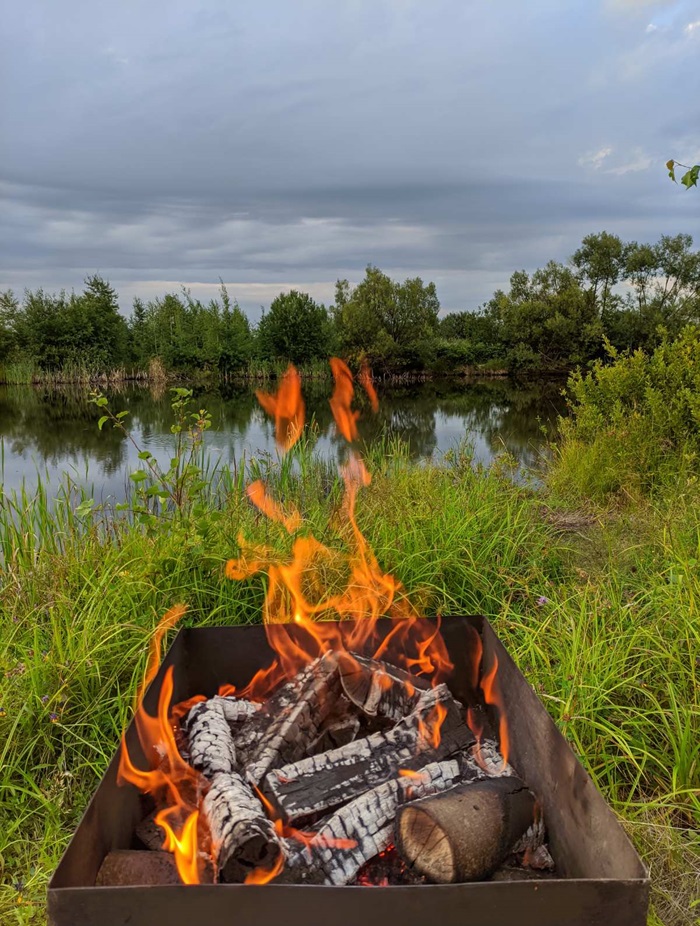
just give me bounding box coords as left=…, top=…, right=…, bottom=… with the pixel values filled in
left=0, top=440, right=698, bottom=924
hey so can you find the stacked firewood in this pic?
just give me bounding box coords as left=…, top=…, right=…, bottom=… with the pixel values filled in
left=178, top=651, right=552, bottom=886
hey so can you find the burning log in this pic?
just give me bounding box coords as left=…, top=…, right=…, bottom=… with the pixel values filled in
left=184, top=700, right=238, bottom=778
left=395, top=776, right=536, bottom=883
left=202, top=771, right=283, bottom=883
left=211, top=695, right=260, bottom=728
left=233, top=654, right=339, bottom=763
left=244, top=653, right=342, bottom=785
left=337, top=653, right=427, bottom=721
left=308, top=696, right=361, bottom=754
left=264, top=684, right=473, bottom=823
left=282, top=757, right=476, bottom=886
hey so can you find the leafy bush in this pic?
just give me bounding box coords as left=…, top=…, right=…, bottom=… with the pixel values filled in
left=552, top=326, right=700, bottom=499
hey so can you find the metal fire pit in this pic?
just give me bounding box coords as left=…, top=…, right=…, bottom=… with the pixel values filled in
left=48, top=616, right=649, bottom=926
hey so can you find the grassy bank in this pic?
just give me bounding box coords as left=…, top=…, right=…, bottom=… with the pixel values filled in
left=0, top=436, right=698, bottom=922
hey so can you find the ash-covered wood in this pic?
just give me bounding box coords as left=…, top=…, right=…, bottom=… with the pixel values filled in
left=185, top=699, right=238, bottom=778
left=471, top=738, right=514, bottom=777
left=282, top=757, right=474, bottom=886
left=233, top=653, right=338, bottom=768
left=308, top=696, right=361, bottom=755
left=244, top=653, right=342, bottom=785
left=135, top=811, right=166, bottom=851
left=338, top=652, right=427, bottom=721
left=396, top=775, right=536, bottom=883
left=202, top=771, right=283, bottom=883
left=264, top=684, right=473, bottom=823
left=211, top=695, right=260, bottom=728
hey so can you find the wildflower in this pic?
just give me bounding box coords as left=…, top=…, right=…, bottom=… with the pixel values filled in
left=41, top=695, right=49, bottom=704
left=0, top=707, right=6, bottom=718
left=536, top=596, right=549, bottom=606
left=49, top=712, right=59, bottom=723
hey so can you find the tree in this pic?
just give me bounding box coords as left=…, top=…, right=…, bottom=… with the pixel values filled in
left=334, top=266, right=440, bottom=367
left=571, top=232, right=627, bottom=314
left=256, top=290, right=333, bottom=365
left=486, top=261, right=602, bottom=370
left=0, top=290, right=19, bottom=363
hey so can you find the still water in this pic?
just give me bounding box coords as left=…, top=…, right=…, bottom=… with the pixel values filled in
left=0, top=379, right=567, bottom=502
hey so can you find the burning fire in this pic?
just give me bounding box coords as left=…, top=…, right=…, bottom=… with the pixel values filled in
left=117, top=358, right=511, bottom=885
left=118, top=661, right=208, bottom=884
left=465, top=627, right=510, bottom=771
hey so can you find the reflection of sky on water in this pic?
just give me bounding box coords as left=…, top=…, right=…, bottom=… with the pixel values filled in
left=0, top=380, right=566, bottom=502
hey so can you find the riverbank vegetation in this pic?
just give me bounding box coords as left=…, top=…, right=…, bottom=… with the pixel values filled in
left=2, top=231, right=700, bottom=383
left=0, top=339, right=698, bottom=923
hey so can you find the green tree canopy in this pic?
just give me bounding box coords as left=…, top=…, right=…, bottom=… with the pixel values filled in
left=256, top=290, right=333, bottom=365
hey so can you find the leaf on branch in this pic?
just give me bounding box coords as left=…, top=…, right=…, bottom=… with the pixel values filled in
left=681, top=165, right=700, bottom=189
left=666, top=159, right=676, bottom=182
left=97, top=416, right=109, bottom=431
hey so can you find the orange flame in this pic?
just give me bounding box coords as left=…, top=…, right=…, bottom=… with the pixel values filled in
left=256, top=365, right=305, bottom=451
left=118, top=665, right=207, bottom=884
left=330, top=357, right=360, bottom=442
left=139, top=604, right=187, bottom=705
left=418, top=700, right=448, bottom=751
left=480, top=652, right=510, bottom=769
left=359, top=363, right=379, bottom=413
left=246, top=479, right=301, bottom=533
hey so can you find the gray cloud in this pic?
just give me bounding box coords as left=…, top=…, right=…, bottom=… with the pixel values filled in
left=1, top=0, right=700, bottom=316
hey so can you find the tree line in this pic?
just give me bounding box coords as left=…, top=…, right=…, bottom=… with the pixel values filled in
left=1, top=231, right=699, bottom=378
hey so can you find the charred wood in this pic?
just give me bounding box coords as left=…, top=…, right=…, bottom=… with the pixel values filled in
left=281, top=757, right=474, bottom=886
left=264, top=684, right=473, bottom=823
left=202, top=771, right=283, bottom=883
left=233, top=653, right=338, bottom=769
left=244, top=653, right=342, bottom=785
left=184, top=700, right=237, bottom=778
left=396, top=775, right=536, bottom=883
left=338, top=652, right=427, bottom=721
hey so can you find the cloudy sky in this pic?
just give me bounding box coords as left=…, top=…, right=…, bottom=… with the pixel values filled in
left=1, top=0, right=699, bottom=318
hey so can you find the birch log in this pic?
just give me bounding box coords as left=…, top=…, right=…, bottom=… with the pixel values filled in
left=395, top=776, right=536, bottom=883
left=233, top=653, right=338, bottom=767
left=202, top=771, right=283, bottom=883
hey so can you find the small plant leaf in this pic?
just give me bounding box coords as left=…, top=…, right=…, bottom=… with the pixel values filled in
left=97, top=416, right=109, bottom=431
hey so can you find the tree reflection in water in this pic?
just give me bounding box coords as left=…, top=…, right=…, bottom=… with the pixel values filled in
left=0, top=378, right=566, bottom=499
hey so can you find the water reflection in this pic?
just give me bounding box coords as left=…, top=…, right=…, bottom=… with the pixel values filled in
left=0, top=378, right=567, bottom=500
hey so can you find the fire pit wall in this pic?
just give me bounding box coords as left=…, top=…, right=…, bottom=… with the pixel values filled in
left=49, top=616, right=649, bottom=926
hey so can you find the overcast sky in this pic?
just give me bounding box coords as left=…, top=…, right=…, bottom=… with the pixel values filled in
left=1, top=0, right=699, bottom=318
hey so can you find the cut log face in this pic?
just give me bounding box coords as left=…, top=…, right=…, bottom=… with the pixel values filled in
left=283, top=757, right=471, bottom=886
left=202, top=771, right=283, bottom=883
left=338, top=652, right=428, bottom=721
left=263, top=684, right=474, bottom=823
left=396, top=775, right=536, bottom=883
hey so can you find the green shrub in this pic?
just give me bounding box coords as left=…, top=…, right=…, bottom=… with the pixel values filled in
left=551, top=326, right=700, bottom=500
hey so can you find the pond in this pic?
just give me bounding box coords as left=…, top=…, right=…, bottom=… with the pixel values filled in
left=0, top=378, right=567, bottom=502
